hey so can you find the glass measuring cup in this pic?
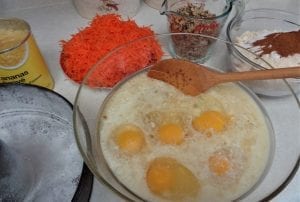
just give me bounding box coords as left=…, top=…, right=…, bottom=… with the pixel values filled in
left=161, top=0, right=244, bottom=62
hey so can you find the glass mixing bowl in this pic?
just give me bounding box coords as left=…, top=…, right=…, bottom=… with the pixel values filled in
left=73, top=33, right=300, bottom=201
left=226, top=8, right=300, bottom=97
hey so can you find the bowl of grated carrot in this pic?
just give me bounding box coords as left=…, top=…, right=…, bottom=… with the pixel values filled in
left=60, top=14, right=163, bottom=87
left=73, top=33, right=300, bottom=202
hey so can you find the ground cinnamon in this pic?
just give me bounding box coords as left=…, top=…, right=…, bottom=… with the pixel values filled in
left=252, top=30, right=300, bottom=57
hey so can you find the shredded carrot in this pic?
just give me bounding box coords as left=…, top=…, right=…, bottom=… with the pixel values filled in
left=60, top=14, right=163, bottom=87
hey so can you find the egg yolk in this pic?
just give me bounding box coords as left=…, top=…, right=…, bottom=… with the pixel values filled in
left=209, top=154, right=230, bottom=176
left=158, top=123, right=184, bottom=145
left=192, top=111, right=228, bottom=135
left=114, top=125, right=145, bottom=154
left=146, top=157, right=200, bottom=200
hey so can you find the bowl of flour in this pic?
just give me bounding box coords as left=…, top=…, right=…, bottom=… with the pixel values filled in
left=226, top=8, right=300, bottom=97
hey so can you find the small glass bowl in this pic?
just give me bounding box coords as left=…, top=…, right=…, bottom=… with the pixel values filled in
left=226, top=8, right=300, bottom=97
left=73, top=33, right=300, bottom=202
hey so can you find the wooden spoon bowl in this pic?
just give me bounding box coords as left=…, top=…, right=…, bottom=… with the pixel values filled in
left=147, top=59, right=300, bottom=96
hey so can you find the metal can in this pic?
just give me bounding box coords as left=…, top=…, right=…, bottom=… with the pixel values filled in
left=0, top=18, right=54, bottom=89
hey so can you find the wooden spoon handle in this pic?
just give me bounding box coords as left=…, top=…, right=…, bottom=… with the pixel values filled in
left=218, top=66, right=300, bottom=83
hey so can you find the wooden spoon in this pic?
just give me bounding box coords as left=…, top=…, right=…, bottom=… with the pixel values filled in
left=147, top=59, right=300, bottom=96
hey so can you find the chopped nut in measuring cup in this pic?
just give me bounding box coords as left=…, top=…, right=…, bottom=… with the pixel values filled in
left=167, top=3, right=220, bottom=61
left=161, top=0, right=239, bottom=62
left=170, top=3, right=217, bottom=33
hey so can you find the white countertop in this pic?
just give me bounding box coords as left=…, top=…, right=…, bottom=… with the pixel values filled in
left=1, top=0, right=299, bottom=201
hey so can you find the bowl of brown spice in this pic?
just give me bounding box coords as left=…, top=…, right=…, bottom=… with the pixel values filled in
left=161, top=0, right=245, bottom=62
left=226, top=8, right=300, bottom=97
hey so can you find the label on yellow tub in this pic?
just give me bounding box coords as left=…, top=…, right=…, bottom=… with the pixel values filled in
left=0, top=30, right=54, bottom=89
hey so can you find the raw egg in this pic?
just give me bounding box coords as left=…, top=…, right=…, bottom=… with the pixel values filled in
left=146, top=157, right=200, bottom=200
left=144, top=110, right=188, bottom=145
left=158, top=123, right=184, bottom=145
left=192, top=110, right=229, bottom=135
left=114, top=124, right=145, bottom=154
left=209, top=152, right=231, bottom=176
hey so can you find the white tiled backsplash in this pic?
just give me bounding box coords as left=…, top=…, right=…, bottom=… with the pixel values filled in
left=0, top=0, right=69, bottom=12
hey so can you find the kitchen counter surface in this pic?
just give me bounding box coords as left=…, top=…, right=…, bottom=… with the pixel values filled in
left=1, top=0, right=299, bottom=201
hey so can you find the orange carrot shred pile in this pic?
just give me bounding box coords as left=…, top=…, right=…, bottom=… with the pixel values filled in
left=60, top=14, right=163, bottom=87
